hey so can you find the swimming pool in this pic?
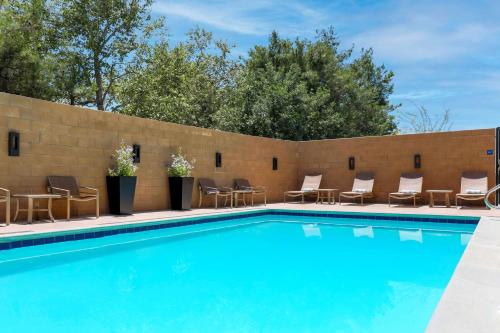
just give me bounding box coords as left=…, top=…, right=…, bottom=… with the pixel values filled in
left=0, top=211, right=477, bottom=332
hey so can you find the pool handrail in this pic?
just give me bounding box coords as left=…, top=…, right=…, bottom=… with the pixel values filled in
left=484, top=184, right=500, bottom=209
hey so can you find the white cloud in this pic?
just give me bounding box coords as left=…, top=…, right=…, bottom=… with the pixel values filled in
left=438, top=71, right=500, bottom=93
left=392, top=90, right=454, bottom=100
left=153, top=2, right=265, bottom=35
left=350, top=23, right=495, bottom=63
left=153, top=0, right=328, bottom=36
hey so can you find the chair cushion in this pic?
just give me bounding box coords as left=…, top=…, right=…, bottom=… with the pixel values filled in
left=401, top=190, right=418, bottom=194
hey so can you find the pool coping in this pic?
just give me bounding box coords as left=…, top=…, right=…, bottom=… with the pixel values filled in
left=425, top=215, right=500, bottom=333
left=0, top=208, right=479, bottom=250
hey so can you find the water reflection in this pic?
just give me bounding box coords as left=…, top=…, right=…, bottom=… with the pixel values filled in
left=302, top=224, right=322, bottom=238
left=399, top=229, right=423, bottom=243
left=353, top=226, right=374, bottom=238
left=460, top=233, right=472, bottom=246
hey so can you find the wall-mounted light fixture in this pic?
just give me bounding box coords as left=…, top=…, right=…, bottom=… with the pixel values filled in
left=272, top=157, right=278, bottom=170
left=215, top=152, right=222, bottom=168
left=414, top=154, right=421, bottom=169
left=8, top=131, right=20, bottom=156
left=348, top=156, right=355, bottom=170
left=132, top=144, right=141, bottom=164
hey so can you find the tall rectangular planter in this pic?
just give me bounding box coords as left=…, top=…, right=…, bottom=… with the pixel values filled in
left=106, top=176, right=137, bottom=215
left=168, top=177, right=194, bottom=210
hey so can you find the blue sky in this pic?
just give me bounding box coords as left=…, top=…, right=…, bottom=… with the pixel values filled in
left=152, top=0, right=500, bottom=131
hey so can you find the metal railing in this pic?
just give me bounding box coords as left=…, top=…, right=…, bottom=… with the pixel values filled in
left=485, top=184, right=500, bottom=209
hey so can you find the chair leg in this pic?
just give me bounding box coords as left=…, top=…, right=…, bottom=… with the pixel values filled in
left=301, top=194, right=304, bottom=204
left=96, top=196, right=100, bottom=218
left=414, top=196, right=416, bottom=207
left=264, top=193, right=267, bottom=206
left=361, top=195, right=364, bottom=205
left=198, top=190, right=203, bottom=208
left=48, top=198, right=55, bottom=222
left=388, top=194, right=391, bottom=207
left=215, top=195, right=218, bottom=209
left=66, top=197, right=71, bottom=220
left=13, top=199, right=19, bottom=222
left=6, top=196, right=10, bottom=225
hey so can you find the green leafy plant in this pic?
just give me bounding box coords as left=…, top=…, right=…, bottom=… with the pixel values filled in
left=166, top=149, right=195, bottom=177
left=108, top=142, right=138, bottom=177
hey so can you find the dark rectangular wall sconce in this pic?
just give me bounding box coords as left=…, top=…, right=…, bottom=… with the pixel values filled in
left=272, top=157, right=278, bottom=170
left=8, top=131, right=20, bottom=156
left=132, top=144, right=141, bottom=164
left=414, top=154, right=421, bottom=169
left=348, top=156, right=355, bottom=170
left=215, top=152, right=222, bottom=168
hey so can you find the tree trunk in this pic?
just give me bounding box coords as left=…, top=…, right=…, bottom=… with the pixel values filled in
left=94, top=54, right=104, bottom=110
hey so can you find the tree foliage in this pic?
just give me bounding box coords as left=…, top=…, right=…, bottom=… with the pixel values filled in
left=116, top=28, right=240, bottom=127
left=0, top=0, right=55, bottom=99
left=55, top=0, right=158, bottom=110
left=215, top=30, right=397, bottom=140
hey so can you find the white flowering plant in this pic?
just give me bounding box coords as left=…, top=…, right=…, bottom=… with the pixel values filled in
left=108, top=142, right=138, bottom=177
left=167, top=149, right=195, bottom=177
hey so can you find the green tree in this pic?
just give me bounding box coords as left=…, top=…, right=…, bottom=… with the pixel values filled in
left=0, top=0, right=55, bottom=99
left=216, top=29, right=397, bottom=140
left=56, top=0, right=158, bottom=110
left=116, top=28, right=240, bottom=127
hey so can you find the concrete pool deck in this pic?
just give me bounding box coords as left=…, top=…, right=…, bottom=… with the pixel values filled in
left=1, top=202, right=499, bottom=332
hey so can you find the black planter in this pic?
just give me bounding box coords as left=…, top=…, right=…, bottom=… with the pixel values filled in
left=168, top=177, right=194, bottom=210
left=106, top=176, right=137, bottom=215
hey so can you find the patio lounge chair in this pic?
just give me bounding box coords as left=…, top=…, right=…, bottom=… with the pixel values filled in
left=455, top=171, right=488, bottom=208
left=339, top=172, right=375, bottom=205
left=284, top=174, right=322, bottom=203
left=47, top=176, right=99, bottom=220
left=198, top=178, right=233, bottom=208
left=388, top=172, right=423, bottom=207
left=0, top=187, right=10, bottom=225
left=234, top=179, right=267, bottom=206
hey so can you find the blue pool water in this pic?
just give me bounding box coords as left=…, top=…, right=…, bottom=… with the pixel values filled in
left=0, top=214, right=474, bottom=332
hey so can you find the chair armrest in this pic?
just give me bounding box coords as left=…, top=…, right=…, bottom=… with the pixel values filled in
left=49, top=186, right=70, bottom=196
left=0, top=187, right=10, bottom=197
left=218, top=187, right=233, bottom=192
left=253, top=185, right=266, bottom=190
left=80, top=186, right=99, bottom=194
left=202, top=186, right=219, bottom=192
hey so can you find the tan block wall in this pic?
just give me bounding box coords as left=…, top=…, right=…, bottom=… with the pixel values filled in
left=0, top=93, right=299, bottom=218
left=0, top=92, right=496, bottom=219
left=297, top=130, right=496, bottom=203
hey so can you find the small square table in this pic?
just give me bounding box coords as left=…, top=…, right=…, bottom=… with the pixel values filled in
left=426, top=190, right=453, bottom=208
left=13, top=194, right=61, bottom=223
left=233, top=190, right=252, bottom=208
left=316, top=189, right=339, bottom=204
